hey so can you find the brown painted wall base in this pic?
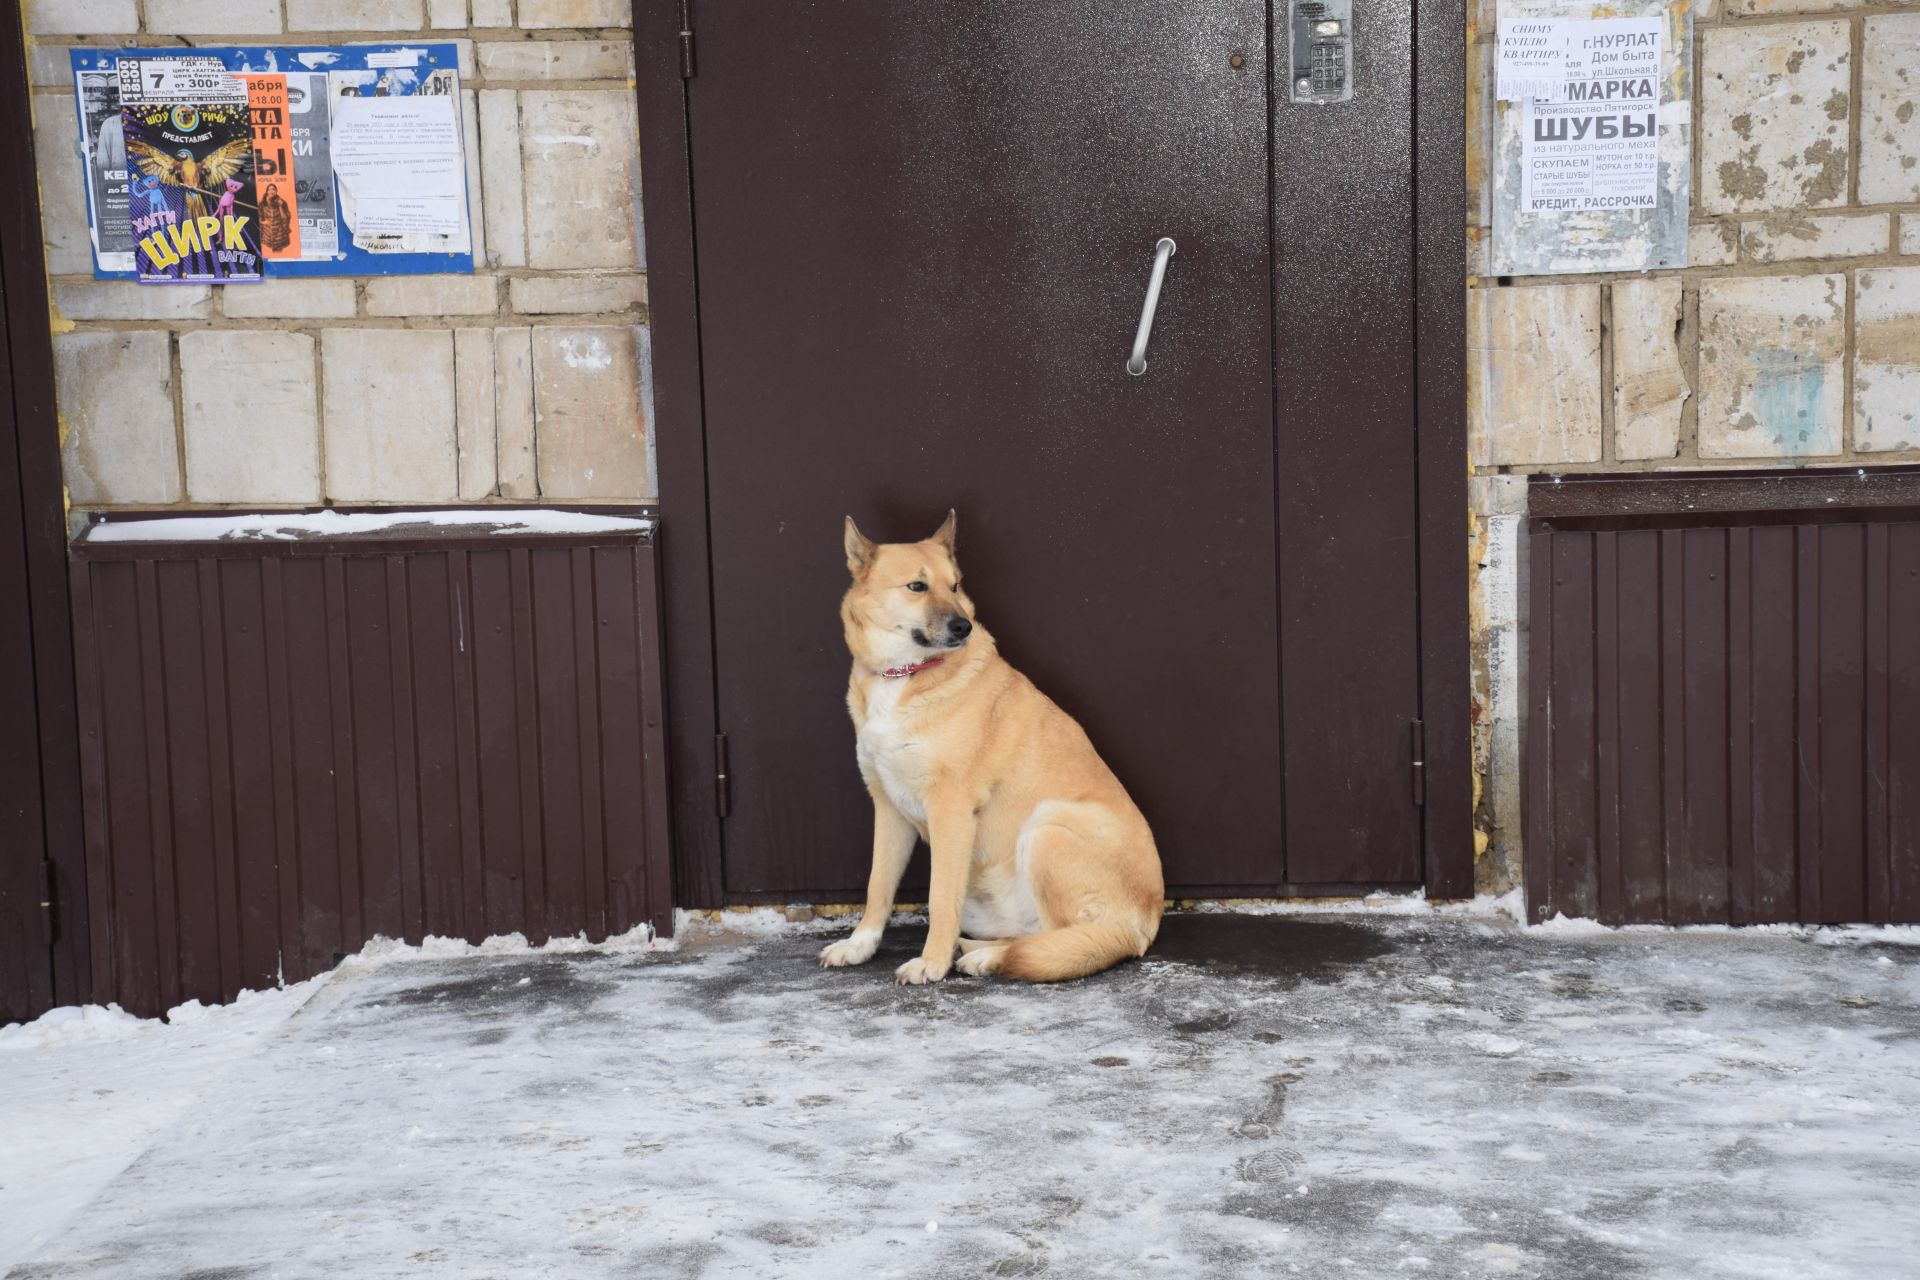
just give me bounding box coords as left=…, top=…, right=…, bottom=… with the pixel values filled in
left=69, top=519, right=674, bottom=1018
left=1526, top=470, right=1920, bottom=925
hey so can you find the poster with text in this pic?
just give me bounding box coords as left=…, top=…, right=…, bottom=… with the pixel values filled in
left=242, top=74, right=301, bottom=258
left=72, top=68, right=133, bottom=273
left=121, top=57, right=262, bottom=282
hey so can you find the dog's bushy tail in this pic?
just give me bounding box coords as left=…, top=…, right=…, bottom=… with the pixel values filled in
left=996, top=918, right=1154, bottom=983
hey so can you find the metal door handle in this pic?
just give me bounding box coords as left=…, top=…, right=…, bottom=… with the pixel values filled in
left=1126, top=237, right=1177, bottom=376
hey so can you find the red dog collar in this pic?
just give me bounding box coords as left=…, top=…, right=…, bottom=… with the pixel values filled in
left=880, top=657, right=945, bottom=679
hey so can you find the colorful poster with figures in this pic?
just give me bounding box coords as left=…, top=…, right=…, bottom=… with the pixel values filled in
left=242, top=74, right=301, bottom=258
left=121, top=57, right=262, bottom=283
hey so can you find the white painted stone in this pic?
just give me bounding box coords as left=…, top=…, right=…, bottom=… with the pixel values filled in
left=1477, top=512, right=1525, bottom=885
left=322, top=330, right=458, bottom=502
left=285, top=0, right=423, bottom=30
left=219, top=278, right=358, bottom=319
left=1699, top=22, right=1852, bottom=216
left=478, top=90, right=527, bottom=268
left=25, top=0, right=137, bottom=33
left=532, top=325, right=651, bottom=498
left=1853, top=267, right=1920, bottom=454
left=1468, top=474, right=1527, bottom=518
left=471, top=0, right=512, bottom=26
left=454, top=328, right=499, bottom=499
left=1859, top=15, right=1920, bottom=206
left=180, top=331, right=320, bottom=503
left=494, top=326, right=537, bottom=497
left=520, top=90, right=640, bottom=270
left=1611, top=280, right=1688, bottom=462
left=1468, top=285, right=1602, bottom=466
left=507, top=273, right=646, bottom=314
left=516, top=0, right=629, bottom=28
left=428, top=0, right=465, bottom=27
left=1724, top=0, right=1862, bottom=14
left=55, top=332, right=179, bottom=505
left=34, top=93, right=93, bottom=276
left=31, top=43, right=81, bottom=85
left=1697, top=274, right=1845, bottom=459
left=1739, top=214, right=1889, bottom=263
left=461, top=91, right=488, bottom=270
left=477, top=39, right=633, bottom=81
left=145, top=0, right=281, bottom=33
left=1688, top=222, right=1739, bottom=268
left=363, top=274, right=499, bottom=316
left=1903, top=215, right=1920, bottom=257
left=53, top=281, right=213, bottom=321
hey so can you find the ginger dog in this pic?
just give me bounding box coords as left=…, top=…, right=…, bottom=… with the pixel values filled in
left=819, top=511, right=1164, bottom=984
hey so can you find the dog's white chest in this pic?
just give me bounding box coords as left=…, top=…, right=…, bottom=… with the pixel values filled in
left=856, top=684, right=928, bottom=823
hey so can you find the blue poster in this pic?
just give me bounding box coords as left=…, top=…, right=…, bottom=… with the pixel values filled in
left=71, top=43, right=475, bottom=279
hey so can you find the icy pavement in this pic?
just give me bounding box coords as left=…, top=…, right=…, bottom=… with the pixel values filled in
left=5, top=914, right=1920, bottom=1279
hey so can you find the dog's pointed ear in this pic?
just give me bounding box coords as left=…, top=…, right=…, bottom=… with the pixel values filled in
left=929, top=509, right=958, bottom=556
left=844, top=516, right=876, bottom=577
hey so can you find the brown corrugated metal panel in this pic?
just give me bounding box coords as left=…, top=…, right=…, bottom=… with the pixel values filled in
left=70, top=521, right=672, bottom=1017
left=1526, top=479, right=1920, bottom=926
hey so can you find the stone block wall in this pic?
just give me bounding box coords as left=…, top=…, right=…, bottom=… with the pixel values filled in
left=1466, top=0, right=1920, bottom=889
left=27, top=0, right=652, bottom=517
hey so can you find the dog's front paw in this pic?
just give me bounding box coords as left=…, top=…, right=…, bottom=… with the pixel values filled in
left=819, top=930, right=880, bottom=968
left=895, top=955, right=949, bottom=985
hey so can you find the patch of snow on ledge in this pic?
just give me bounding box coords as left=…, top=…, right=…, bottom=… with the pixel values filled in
left=83, top=508, right=653, bottom=544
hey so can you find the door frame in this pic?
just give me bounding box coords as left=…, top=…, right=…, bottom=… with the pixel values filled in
left=632, top=0, right=1471, bottom=907
left=1, top=0, right=91, bottom=1017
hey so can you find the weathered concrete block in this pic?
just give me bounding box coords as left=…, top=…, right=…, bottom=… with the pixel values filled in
left=55, top=332, right=179, bottom=505
left=1740, top=214, right=1889, bottom=263
left=53, top=281, right=213, bottom=321
left=322, top=330, right=458, bottom=502
left=34, top=94, right=93, bottom=276
left=1468, top=473, right=1528, bottom=518
left=428, top=0, right=465, bottom=27
left=1904, top=215, right=1920, bottom=257
left=219, top=278, right=358, bottom=319
left=477, top=39, right=632, bottom=81
left=471, top=0, right=512, bottom=25
left=1699, top=22, right=1851, bottom=215
left=180, top=331, right=320, bottom=503
left=1611, top=280, right=1688, bottom=461
left=1688, top=222, right=1740, bottom=268
left=507, top=272, right=646, bottom=314
left=454, top=328, right=499, bottom=499
left=532, top=325, right=651, bottom=498
left=363, top=274, right=500, bottom=317
left=1853, top=267, right=1920, bottom=453
left=478, top=90, right=526, bottom=268
left=1697, top=274, right=1845, bottom=458
left=30, top=43, right=77, bottom=86
left=25, top=0, right=136, bottom=33
left=286, top=0, right=422, bottom=30
left=494, top=326, right=536, bottom=497
left=1859, top=15, right=1920, bottom=206
left=520, top=90, right=640, bottom=270
left=1468, top=285, right=1602, bottom=466
left=145, top=0, right=281, bottom=33
left=460, top=91, right=488, bottom=269
left=1724, top=0, right=1862, bottom=14
left=517, top=0, right=629, bottom=27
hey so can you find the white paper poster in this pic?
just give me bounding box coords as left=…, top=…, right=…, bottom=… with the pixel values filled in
left=1497, top=16, right=1663, bottom=214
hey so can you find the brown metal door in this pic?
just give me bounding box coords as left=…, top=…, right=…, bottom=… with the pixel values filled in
left=686, top=0, right=1424, bottom=897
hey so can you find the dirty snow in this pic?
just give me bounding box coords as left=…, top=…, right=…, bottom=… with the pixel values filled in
left=5, top=913, right=1920, bottom=1278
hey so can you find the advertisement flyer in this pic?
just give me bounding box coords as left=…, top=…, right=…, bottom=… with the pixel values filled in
left=326, top=65, right=469, bottom=256
left=1496, top=16, right=1664, bottom=215
left=242, top=74, right=301, bottom=258
left=283, top=72, right=339, bottom=260
left=72, top=68, right=134, bottom=273
left=121, top=56, right=263, bottom=282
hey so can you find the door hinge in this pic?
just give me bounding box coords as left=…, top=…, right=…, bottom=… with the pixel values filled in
left=40, top=860, right=59, bottom=944
left=1409, top=719, right=1427, bottom=807
left=678, top=1, right=696, bottom=78
left=714, top=731, right=731, bottom=818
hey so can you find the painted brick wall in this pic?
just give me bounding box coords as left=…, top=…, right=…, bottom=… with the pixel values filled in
left=27, top=0, right=653, bottom=516
left=1465, top=0, right=1920, bottom=890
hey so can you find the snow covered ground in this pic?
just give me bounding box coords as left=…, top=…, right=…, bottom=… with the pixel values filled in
left=4, top=911, right=1918, bottom=1278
